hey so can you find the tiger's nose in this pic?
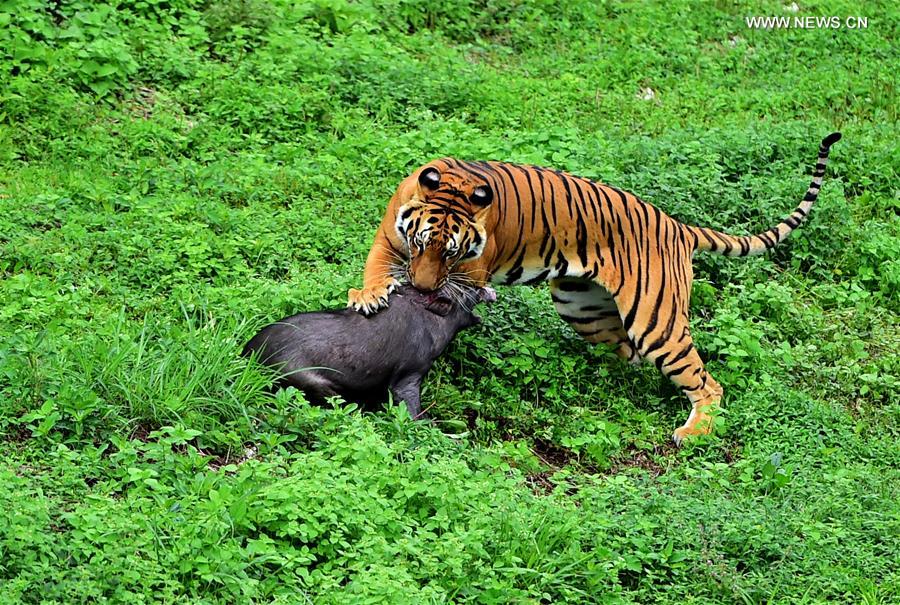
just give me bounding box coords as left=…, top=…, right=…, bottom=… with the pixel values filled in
left=411, top=273, right=440, bottom=292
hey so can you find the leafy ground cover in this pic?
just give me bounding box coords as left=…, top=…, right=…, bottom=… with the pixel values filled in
left=1, top=0, right=898, bottom=602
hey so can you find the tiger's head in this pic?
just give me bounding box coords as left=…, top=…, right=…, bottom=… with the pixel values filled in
left=394, top=163, right=494, bottom=292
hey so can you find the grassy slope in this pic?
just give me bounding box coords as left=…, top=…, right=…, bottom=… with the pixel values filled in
left=1, top=0, right=898, bottom=603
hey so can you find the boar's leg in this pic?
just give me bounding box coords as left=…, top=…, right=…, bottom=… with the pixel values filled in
left=390, top=374, right=424, bottom=419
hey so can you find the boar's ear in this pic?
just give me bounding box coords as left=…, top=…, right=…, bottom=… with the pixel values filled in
left=425, top=296, right=453, bottom=317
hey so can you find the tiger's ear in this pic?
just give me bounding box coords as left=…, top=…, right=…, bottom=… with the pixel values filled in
left=418, top=167, right=441, bottom=191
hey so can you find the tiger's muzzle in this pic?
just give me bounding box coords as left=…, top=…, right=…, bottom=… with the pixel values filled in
left=408, top=247, right=447, bottom=292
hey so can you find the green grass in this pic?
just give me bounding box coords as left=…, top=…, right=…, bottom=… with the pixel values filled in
left=1, top=0, right=898, bottom=603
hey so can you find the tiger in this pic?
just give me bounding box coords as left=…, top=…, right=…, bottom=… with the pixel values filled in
left=348, top=132, right=841, bottom=444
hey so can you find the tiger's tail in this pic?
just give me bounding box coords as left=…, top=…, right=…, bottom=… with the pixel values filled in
left=689, top=132, right=841, bottom=257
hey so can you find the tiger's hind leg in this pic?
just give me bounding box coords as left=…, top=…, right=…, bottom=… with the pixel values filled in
left=612, top=257, right=723, bottom=444
left=639, top=321, right=723, bottom=445
left=550, top=278, right=640, bottom=363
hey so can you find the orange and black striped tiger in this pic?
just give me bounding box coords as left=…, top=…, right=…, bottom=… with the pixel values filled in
left=348, top=133, right=841, bottom=443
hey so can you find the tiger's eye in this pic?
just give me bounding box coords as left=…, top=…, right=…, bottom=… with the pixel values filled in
left=471, top=186, right=493, bottom=206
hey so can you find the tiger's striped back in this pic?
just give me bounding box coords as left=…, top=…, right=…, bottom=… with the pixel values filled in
left=430, top=132, right=841, bottom=279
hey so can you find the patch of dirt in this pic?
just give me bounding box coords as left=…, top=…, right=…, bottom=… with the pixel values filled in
left=606, top=443, right=674, bottom=478
left=523, top=440, right=679, bottom=496
left=524, top=471, right=557, bottom=496
left=7, top=424, right=32, bottom=444
left=28, top=217, right=62, bottom=232
left=721, top=440, right=742, bottom=464
left=525, top=439, right=595, bottom=497
left=531, top=437, right=579, bottom=469
left=128, top=86, right=157, bottom=119
left=206, top=444, right=259, bottom=472
left=463, top=408, right=479, bottom=432
left=128, top=423, right=151, bottom=442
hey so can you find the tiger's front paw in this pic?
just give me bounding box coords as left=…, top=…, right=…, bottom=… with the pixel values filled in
left=348, top=279, right=400, bottom=315
left=672, top=403, right=718, bottom=446
left=672, top=423, right=712, bottom=447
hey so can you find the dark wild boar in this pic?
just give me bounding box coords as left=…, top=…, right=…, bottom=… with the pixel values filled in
left=242, top=284, right=495, bottom=418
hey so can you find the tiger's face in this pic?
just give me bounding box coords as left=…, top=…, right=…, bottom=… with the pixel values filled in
left=394, top=165, right=493, bottom=292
